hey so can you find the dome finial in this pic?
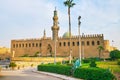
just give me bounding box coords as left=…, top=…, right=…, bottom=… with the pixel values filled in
left=55, top=6, right=56, bottom=11
left=54, top=7, right=57, bottom=16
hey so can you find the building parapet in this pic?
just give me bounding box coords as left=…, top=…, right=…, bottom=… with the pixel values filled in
left=11, top=38, right=41, bottom=41
left=12, top=37, right=52, bottom=42
left=58, top=34, right=103, bottom=40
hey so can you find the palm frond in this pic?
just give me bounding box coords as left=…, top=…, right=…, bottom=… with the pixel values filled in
left=64, top=0, right=75, bottom=8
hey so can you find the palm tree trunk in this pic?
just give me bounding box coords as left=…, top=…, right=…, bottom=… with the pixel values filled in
left=99, top=50, right=101, bottom=58
left=68, top=7, right=72, bottom=64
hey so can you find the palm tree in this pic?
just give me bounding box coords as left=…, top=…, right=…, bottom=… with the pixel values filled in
left=97, top=45, right=104, bottom=58
left=64, top=0, right=75, bottom=64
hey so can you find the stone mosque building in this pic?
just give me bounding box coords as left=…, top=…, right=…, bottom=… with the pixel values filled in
left=11, top=9, right=114, bottom=58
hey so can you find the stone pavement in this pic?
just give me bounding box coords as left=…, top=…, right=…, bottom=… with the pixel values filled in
left=1, top=67, right=82, bottom=80
left=32, top=69, right=82, bottom=80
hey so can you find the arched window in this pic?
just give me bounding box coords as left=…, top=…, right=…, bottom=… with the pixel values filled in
left=97, top=41, right=100, bottom=45
left=32, top=43, right=34, bottom=47
left=19, top=44, right=21, bottom=48
left=92, top=41, right=95, bottom=46
left=68, top=42, right=70, bottom=46
left=87, top=41, right=89, bottom=46
left=59, top=42, right=61, bottom=47
left=22, top=44, right=24, bottom=47
left=39, top=43, right=42, bottom=47
left=29, top=43, right=31, bottom=47
left=26, top=43, right=28, bottom=47
left=77, top=41, right=79, bottom=46
left=13, top=44, right=15, bottom=48
left=16, top=44, right=18, bottom=48
left=36, top=43, right=38, bottom=47
left=64, top=42, right=66, bottom=46
left=73, top=42, right=75, bottom=46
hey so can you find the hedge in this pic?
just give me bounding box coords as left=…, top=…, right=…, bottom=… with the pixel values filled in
left=117, top=59, right=120, bottom=65
left=38, top=64, right=116, bottom=80
left=37, top=64, right=71, bottom=76
left=74, top=67, right=116, bottom=80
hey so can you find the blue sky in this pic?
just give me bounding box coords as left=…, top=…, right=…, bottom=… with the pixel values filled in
left=0, top=0, right=120, bottom=49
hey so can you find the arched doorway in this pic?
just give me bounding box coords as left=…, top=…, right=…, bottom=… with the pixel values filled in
left=47, top=44, right=53, bottom=57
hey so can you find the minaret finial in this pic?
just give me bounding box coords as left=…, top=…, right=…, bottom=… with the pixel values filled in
left=54, top=7, right=57, bottom=16
left=55, top=6, right=56, bottom=11
left=43, top=29, right=46, bottom=39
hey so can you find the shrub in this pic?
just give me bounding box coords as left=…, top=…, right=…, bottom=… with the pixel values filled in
left=37, top=64, right=71, bottom=76
left=82, top=58, right=90, bottom=63
left=21, top=54, right=29, bottom=57
left=31, top=64, right=34, bottom=67
left=117, top=59, right=120, bottom=65
left=9, top=62, right=17, bottom=70
left=110, top=50, right=120, bottom=60
left=74, top=67, right=116, bottom=80
left=90, top=60, right=97, bottom=67
left=105, top=58, right=112, bottom=61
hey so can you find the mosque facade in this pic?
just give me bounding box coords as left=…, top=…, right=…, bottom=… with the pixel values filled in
left=11, top=9, right=113, bottom=58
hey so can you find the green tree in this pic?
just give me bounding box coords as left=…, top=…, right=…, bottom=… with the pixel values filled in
left=64, top=0, right=75, bottom=64
left=50, top=52, right=54, bottom=57
left=21, top=54, right=29, bottom=57
left=33, top=52, right=39, bottom=57
left=110, top=50, right=120, bottom=60
left=89, top=60, right=97, bottom=67
left=9, top=62, right=17, bottom=70
left=97, top=46, right=104, bottom=58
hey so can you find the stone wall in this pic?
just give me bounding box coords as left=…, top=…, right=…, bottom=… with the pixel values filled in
left=11, top=34, right=110, bottom=58
left=11, top=57, right=68, bottom=70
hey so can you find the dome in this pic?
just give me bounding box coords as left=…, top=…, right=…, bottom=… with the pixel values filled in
left=63, top=32, right=71, bottom=38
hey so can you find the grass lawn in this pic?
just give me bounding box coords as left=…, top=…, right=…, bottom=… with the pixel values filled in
left=81, top=61, right=120, bottom=79
left=81, top=61, right=120, bottom=73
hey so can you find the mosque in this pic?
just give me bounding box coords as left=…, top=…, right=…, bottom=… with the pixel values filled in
left=11, top=9, right=115, bottom=58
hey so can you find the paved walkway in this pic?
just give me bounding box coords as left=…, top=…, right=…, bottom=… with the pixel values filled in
left=0, top=69, right=62, bottom=80
left=1, top=67, right=82, bottom=80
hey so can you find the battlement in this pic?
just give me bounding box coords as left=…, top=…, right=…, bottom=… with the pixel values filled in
left=12, top=37, right=52, bottom=42
left=42, top=37, right=52, bottom=40
left=12, top=38, right=41, bottom=41
left=80, top=34, right=103, bottom=38
left=12, top=34, right=103, bottom=41
left=58, top=34, right=103, bottom=39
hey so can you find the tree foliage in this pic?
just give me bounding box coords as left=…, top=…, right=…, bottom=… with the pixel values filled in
left=9, top=62, right=17, bottom=68
left=110, top=50, right=120, bottom=60
left=97, top=45, right=104, bottom=58
left=33, top=52, right=39, bottom=57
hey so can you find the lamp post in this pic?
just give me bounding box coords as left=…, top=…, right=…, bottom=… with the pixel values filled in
left=82, top=33, right=84, bottom=59
left=112, top=40, right=114, bottom=50
left=54, top=39, right=57, bottom=65
left=70, top=49, right=72, bottom=63
left=78, top=16, right=81, bottom=66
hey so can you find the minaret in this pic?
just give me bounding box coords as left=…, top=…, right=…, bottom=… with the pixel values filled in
left=51, top=8, right=59, bottom=41
left=43, top=29, right=46, bottom=39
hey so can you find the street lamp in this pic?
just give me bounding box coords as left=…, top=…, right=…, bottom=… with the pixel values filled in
left=69, top=49, right=72, bottom=64
left=82, top=33, right=84, bottom=59
left=112, top=40, right=114, bottom=50
left=78, top=16, right=81, bottom=66
left=54, top=39, right=57, bottom=65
